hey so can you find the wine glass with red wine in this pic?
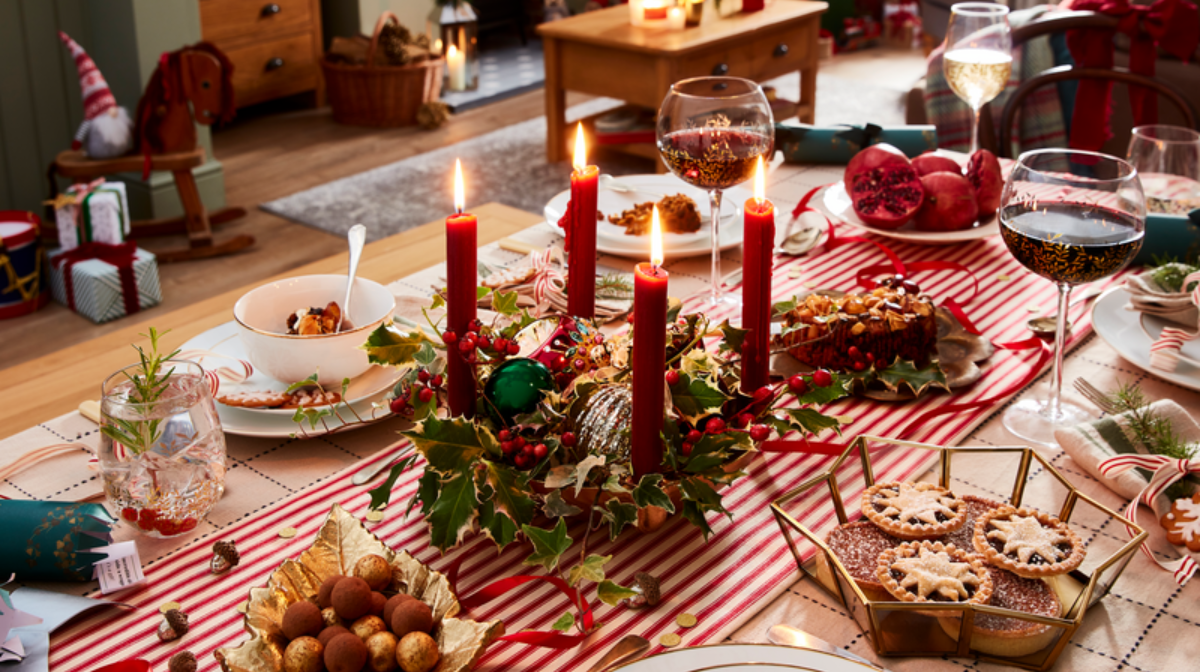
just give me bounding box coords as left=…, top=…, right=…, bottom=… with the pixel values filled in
left=657, top=77, right=774, bottom=312
left=999, top=149, right=1146, bottom=446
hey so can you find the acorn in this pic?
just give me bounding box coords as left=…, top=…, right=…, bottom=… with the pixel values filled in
left=283, top=636, right=325, bottom=672
left=211, top=540, right=240, bottom=574
left=318, top=625, right=352, bottom=648
left=157, top=609, right=189, bottom=642
left=350, top=615, right=388, bottom=641
left=331, top=576, right=373, bottom=621
left=365, top=631, right=399, bottom=672
left=353, top=554, right=392, bottom=591
left=324, top=633, right=368, bottom=672
left=318, top=576, right=345, bottom=609
left=382, top=594, right=415, bottom=624
left=168, top=651, right=197, bottom=672
left=283, top=601, right=325, bottom=640
left=321, top=607, right=345, bottom=629
left=627, top=572, right=661, bottom=608
left=396, top=632, right=439, bottom=672
left=389, top=600, right=432, bottom=639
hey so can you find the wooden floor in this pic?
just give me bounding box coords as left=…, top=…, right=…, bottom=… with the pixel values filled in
left=0, top=47, right=926, bottom=371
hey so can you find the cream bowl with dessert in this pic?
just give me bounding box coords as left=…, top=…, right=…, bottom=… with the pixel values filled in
left=234, top=275, right=395, bottom=385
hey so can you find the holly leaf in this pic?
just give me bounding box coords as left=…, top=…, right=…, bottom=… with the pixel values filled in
left=369, top=453, right=417, bottom=511
left=631, top=474, right=676, bottom=514
left=668, top=372, right=731, bottom=425
left=478, top=500, right=519, bottom=548
left=715, top=319, right=749, bottom=354
left=521, top=518, right=573, bottom=573
left=681, top=476, right=731, bottom=518
left=543, top=465, right=577, bottom=489
left=362, top=325, right=432, bottom=366
left=568, top=554, right=611, bottom=586
left=484, top=460, right=535, bottom=528
left=597, top=580, right=638, bottom=607
left=406, top=467, right=441, bottom=519
left=403, top=416, right=488, bottom=474
left=604, top=499, right=638, bottom=541
left=876, top=358, right=950, bottom=396
left=796, top=374, right=853, bottom=406
left=551, top=612, right=575, bottom=632
left=492, top=290, right=519, bottom=315
left=682, top=499, right=715, bottom=539
left=426, top=470, right=479, bottom=551
left=778, top=408, right=841, bottom=436
left=685, top=431, right=751, bottom=474
left=573, top=454, right=606, bottom=498
left=542, top=489, right=583, bottom=518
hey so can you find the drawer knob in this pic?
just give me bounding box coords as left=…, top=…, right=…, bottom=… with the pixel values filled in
left=711, top=62, right=729, bottom=76
left=261, top=3, right=282, bottom=16
left=266, top=57, right=285, bottom=71
left=773, top=43, right=789, bottom=57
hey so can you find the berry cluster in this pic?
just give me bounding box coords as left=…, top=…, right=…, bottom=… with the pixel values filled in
left=121, top=506, right=198, bottom=536
left=845, top=345, right=875, bottom=372
left=442, top=319, right=521, bottom=366
left=787, top=368, right=834, bottom=394
left=389, top=366, right=444, bottom=416
left=498, top=428, right=551, bottom=470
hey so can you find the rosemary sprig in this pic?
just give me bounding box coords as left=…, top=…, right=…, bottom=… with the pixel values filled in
left=1148, top=256, right=1200, bottom=293
left=100, top=328, right=181, bottom=455
left=1107, top=382, right=1197, bottom=500
left=595, top=272, right=634, bottom=300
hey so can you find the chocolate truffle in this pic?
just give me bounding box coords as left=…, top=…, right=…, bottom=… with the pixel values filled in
left=318, top=625, right=352, bottom=648
left=283, top=601, right=324, bottom=640
left=332, top=577, right=373, bottom=621
left=365, top=631, right=399, bottom=672
left=354, top=555, right=392, bottom=591
left=321, top=607, right=345, bottom=629
left=382, top=594, right=416, bottom=624
left=369, top=592, right=387, bottom=616
left=350, top=615, right=387, bottom=641
left=318, top=576, right=345, bottom=609
left=283, top=636, right=325, bottom=672
left=396, top=632, right=438, bottom=672
left=324, top=633, right=368, bottom=672
left=389, top=600, right=433, bottom=639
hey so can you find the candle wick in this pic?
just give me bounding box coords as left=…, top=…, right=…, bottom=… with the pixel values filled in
left=455, top=206, right=463, bottom=215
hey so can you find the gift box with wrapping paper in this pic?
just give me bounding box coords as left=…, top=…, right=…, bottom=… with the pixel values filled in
left=47, top=242, right=161, bottom=323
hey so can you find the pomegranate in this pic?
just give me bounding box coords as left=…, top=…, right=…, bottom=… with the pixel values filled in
left=843, top=144, right=925, bottom=230
left=911, top=152, right=962, bottom=176
left=913, top=171, right=979, bottom=231
left=966, top=149, right=1003, bottom=219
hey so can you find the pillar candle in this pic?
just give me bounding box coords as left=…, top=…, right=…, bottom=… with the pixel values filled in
left=632, top=206, right=668, bottom=478
left=741, top=157, right=774, bottom=394
left=447, top=159, right=476, bottom=417
left=569, top=123, right=598, bottom=320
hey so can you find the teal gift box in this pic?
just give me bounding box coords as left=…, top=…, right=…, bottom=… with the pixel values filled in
left=0, top=501, right=114, bottom=582
left=1131, top=212, right=1200, bottom=265
left=47, top=242, right=161, bottom=324
left=775, top=123, right=938, bottom=164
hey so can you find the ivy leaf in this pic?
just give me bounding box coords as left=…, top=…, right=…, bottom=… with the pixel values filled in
left=668, top=372, right=731, bottom=426
left=604, top=499, right=638, bottom=541
left=414, top=341, right=439, bottom=366
left=542, top=489, right=583, bottom=518
left=715, top=319, right=749, bottom=354
left=478, top=500, right=519, bottom=549
left=567, top=554, right=611, bottom=586
left=285, top=372, right=320, bottom=394
left=685, top=431, right=751, bottom=474
left=597, top=580, right=638, bottom=607
left=369, top=453, right=417, bottom=510
left=521, top=518, right=573, bottom=573
left=772, top=296, right=800, bottom=318
left=403, top=416, right=488, bottom=474
left=602, top=474, right=629, bottom=495
left=292, top=405, right=334, bottom=430
left=362, top=325, right=433, bottom=366
left=573, top=455, right=606, bottom=498
left=543, top=465, right=576, bottom=489
left=426, top=470, right=479, bottom=551
left=551, top=612, right=575, bottom=632
left=779, top=408, right=842, bottom=436
left=631, top=474, right=676, bottom=514
left=876, top=358, right=950, bottom=396
left=484, top=460, right=536, bottom=529
left=492, top=290, right=520, bottom=315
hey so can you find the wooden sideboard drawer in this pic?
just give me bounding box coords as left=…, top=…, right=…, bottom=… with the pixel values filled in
left=225, top=32, right=319, bottom=107
left=200, top=0, right=313, bottom=45
left=674, top=25, right=814, bottom=86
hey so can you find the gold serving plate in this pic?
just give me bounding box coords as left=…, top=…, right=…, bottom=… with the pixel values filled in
left=215, top=504, right=504, bottom=672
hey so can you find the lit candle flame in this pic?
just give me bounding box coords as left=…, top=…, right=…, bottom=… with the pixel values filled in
left=651, top=205, right=663, bottom=267
left=454, top=158, right=465, bottom=214
left=573, top=123, right=587, bottom=172
left=754, top=155, right=765, bottom=205
left=447, top=43, right=458, bottom=59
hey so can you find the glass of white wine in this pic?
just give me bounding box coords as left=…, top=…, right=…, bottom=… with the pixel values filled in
left=944, top=2, right=1013, bottom=153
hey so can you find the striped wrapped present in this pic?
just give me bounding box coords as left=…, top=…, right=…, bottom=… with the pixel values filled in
left=0, top=211, right=50, bottom=319
left=47, top=242, right=160, bottom=323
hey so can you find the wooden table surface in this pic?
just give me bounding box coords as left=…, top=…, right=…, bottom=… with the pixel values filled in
left=0, top=203, right=541, bottom=440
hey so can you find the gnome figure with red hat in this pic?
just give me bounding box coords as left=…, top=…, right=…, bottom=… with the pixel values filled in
left=59, top=31, right=134, bottom=159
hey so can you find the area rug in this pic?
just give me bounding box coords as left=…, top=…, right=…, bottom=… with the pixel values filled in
left=442, top=40, right=545, bottom=112
left=261, top=74, right=908, bottom=240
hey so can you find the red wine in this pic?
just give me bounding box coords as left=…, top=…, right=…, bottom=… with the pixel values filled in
left=1000, top=203, right=1143, bottom=284
left=658, top=129, right=770, bottom=190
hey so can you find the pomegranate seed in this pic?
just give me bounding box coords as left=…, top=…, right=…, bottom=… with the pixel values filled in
left=498, top=429, right=512, bottom=441
left=533, top=443, right=548, bottom=459
left=179, top=518, right=198, bottom=532
left=121, top=507, right=138, bottom=522
left=419, top=387, right=435, bottom=403
left=418, top=370, right=431, bottom=383
left=686, top=429, right=702, bottom=444
left=442, top=330, right=457, bottom=344
left=813, top=369, right=833, bottom=387
left=750, top=425, right=771, bottom=442
left=706, top=417, right=726, bottom=434
left=665, top=370, right=680, bottom=385
left=788, top=375, right=808, bottom=394
left=561, top=432, right=577, bottom=447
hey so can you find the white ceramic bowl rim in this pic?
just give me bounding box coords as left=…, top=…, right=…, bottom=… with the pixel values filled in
left=233, top=275, right=394, bottom=340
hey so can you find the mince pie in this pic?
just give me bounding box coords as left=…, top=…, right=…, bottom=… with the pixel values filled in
left=862, top=481, right=968, bottom=540
left=973, top=506, right=1085, bottom=578
left=875, top=540, right=993, bottom=605
left=820, top=521, right=904, bottom=602
left=937, top=565, right=1063, bottom=657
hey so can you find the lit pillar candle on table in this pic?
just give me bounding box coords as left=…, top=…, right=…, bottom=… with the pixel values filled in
left=740, top=157, right=774, bottom=394
left=447, top=44, right=467, bottom=91
left=632, top=207, right=668, bottom=478
left=568, top=123, right=598, bottom=320
left=447, top=159, right=477, bottom=417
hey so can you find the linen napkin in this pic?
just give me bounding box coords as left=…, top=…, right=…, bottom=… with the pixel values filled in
left=1123, top=263, right=1199, bottom=327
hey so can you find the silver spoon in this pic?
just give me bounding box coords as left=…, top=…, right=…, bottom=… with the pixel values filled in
left=599, top=174, right=654, bottom=197
left=1026, top=286, right=1104, bottom=337
left=338, top=224, right=366, bottom=332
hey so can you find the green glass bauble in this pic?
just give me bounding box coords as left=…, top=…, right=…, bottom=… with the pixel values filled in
left=484, top=357, right=556, bottom=422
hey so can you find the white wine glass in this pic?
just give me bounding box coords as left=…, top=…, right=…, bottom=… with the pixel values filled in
left=944, top=3, right=1013, bottom=153
left=1126, top=124, right=1200, bottom=215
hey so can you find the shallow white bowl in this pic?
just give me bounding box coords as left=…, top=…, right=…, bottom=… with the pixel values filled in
left=233, top=275, right=395, bottom=385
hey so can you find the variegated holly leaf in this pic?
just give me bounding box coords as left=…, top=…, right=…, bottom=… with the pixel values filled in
left=715, top=319, right=749, bottom=354
left=542, top=490, right=583, bottom=518
left=775, top=408, right=841, bottom=436
left=684, top=431, right=751, bottom=474
left=568, top=554, right=611, bottom=586
left=426, top=470, right=479, bottom=551
left=668, top=372, right=731, bottom=426
left=796, top=373, right=853, bottom=405
left=876, top=358, right=950, bottom=396
left=369, top=453, right=418, bottom=511
left=478, top=499, right=519, bottom=548
left=631, top=474, right=675, bottom=514
left=361, top=324, right=433, bottom=366
left=521, top=518, right=572, bottom=572
left=484, top=460, right=535, bottom=530
left=680, top=476, right=731, bottom=540
left=403, top=416, right=490, bottom=474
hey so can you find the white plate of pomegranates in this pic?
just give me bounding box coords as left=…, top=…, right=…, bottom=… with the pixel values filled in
left=823, top=146, right=1007, bottom=245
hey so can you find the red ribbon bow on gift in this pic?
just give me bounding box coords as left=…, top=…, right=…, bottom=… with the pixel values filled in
left=1099, top=453, right=1200, bottom=585
left=50, top=241, right=141, bottom=317
left=1066, top=0, right=1200, bottom=152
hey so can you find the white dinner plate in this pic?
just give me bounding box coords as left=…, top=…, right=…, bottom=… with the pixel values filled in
left=1091, top=286, right=1200, bottom=392
left=181, top=321, right=400, bottom=437
left=543, top=174, right=751, bottom=259
left=610, top=643, right=874, bottom=672
left=822, top=182, right=1000, bottom=245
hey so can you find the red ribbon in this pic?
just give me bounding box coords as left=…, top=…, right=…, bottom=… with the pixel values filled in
left=51, top=241, right=141, bottom=317
left=1066, top=0, right=1199, bottom=152
left=92, top=660, right=151, bottom=672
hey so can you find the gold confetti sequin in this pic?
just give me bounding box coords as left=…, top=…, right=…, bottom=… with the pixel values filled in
left=835, top=415, right=855, bottom=425
left=803, top=281, right=817, bottom=289
left=997, top=274, right=1010, bottom=281
left=278, top=527, right=298, bottom=539
left=159, top=601, right=181, bottom=614
left=788, top=269, right=802, bottom=279
left=366, top=510, right=385, bottom=523
left=660, top=633, right=682, bottom=647
left=676, top=613, right=697, bottom=628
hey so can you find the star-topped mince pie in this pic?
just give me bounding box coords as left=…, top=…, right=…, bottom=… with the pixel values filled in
left=861, top=481, right=968, bottom=539
left=973, top=506, right=1085, bottom=578
left=875, top=540, right=993, bottom=605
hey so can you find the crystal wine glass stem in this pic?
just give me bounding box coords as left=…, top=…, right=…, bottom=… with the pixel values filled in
left=971, top=104, right=982, bottom=154
left=709, top=188, right=723, bottom=302
left=1047, top=282, right=1072, bottom=421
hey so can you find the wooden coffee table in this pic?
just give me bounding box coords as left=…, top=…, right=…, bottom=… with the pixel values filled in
left=537, top=1, right=827, bottom=165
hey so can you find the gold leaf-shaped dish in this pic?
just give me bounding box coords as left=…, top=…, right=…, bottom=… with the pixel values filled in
left=215, top=504, right=504, bottom=672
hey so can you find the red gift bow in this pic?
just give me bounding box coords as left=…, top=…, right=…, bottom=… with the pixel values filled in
left=51, top=241, right=141, bottom=317
left=1066, top=0, right=1200, bottom=153
left=1099, top=453, right=1200, bottom=585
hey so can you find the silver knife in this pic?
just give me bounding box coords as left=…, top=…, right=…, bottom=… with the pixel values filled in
left=767, top=624, right=886, bottom=670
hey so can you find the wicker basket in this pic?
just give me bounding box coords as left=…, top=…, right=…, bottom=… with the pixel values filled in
left=322, top=12, right=444, bottom=127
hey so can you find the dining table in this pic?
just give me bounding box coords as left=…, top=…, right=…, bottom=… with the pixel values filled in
left=2, top=157, right=1198, bottom=672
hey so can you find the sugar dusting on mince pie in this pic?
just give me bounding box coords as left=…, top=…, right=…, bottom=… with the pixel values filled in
left=862, top=481, right=968, bottom=540
left=973, top=506, right=1085, bottom=578
left=875, top=540, right=993, bottom=605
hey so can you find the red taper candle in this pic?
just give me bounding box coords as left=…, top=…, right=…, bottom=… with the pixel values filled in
left=568, top=123, right=598, bottom=320
left=741, top=157, right=774, bottom=394
left=447, top=159, right=477, bottom=417
left=632, top=206, right=668, bottom=478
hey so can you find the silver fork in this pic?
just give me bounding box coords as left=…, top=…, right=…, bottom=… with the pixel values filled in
left=1073, top=378, right=1119, bottom=414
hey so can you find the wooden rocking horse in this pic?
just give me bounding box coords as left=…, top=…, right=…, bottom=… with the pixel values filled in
left=51, top=42, right=254, bottom=263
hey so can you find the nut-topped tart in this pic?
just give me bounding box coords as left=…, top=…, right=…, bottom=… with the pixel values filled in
left=875, top=540, right=993, bottom=605
left=862, top=481, right=968, bottom=540
left=973, top=506, right=1086, bottom=578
